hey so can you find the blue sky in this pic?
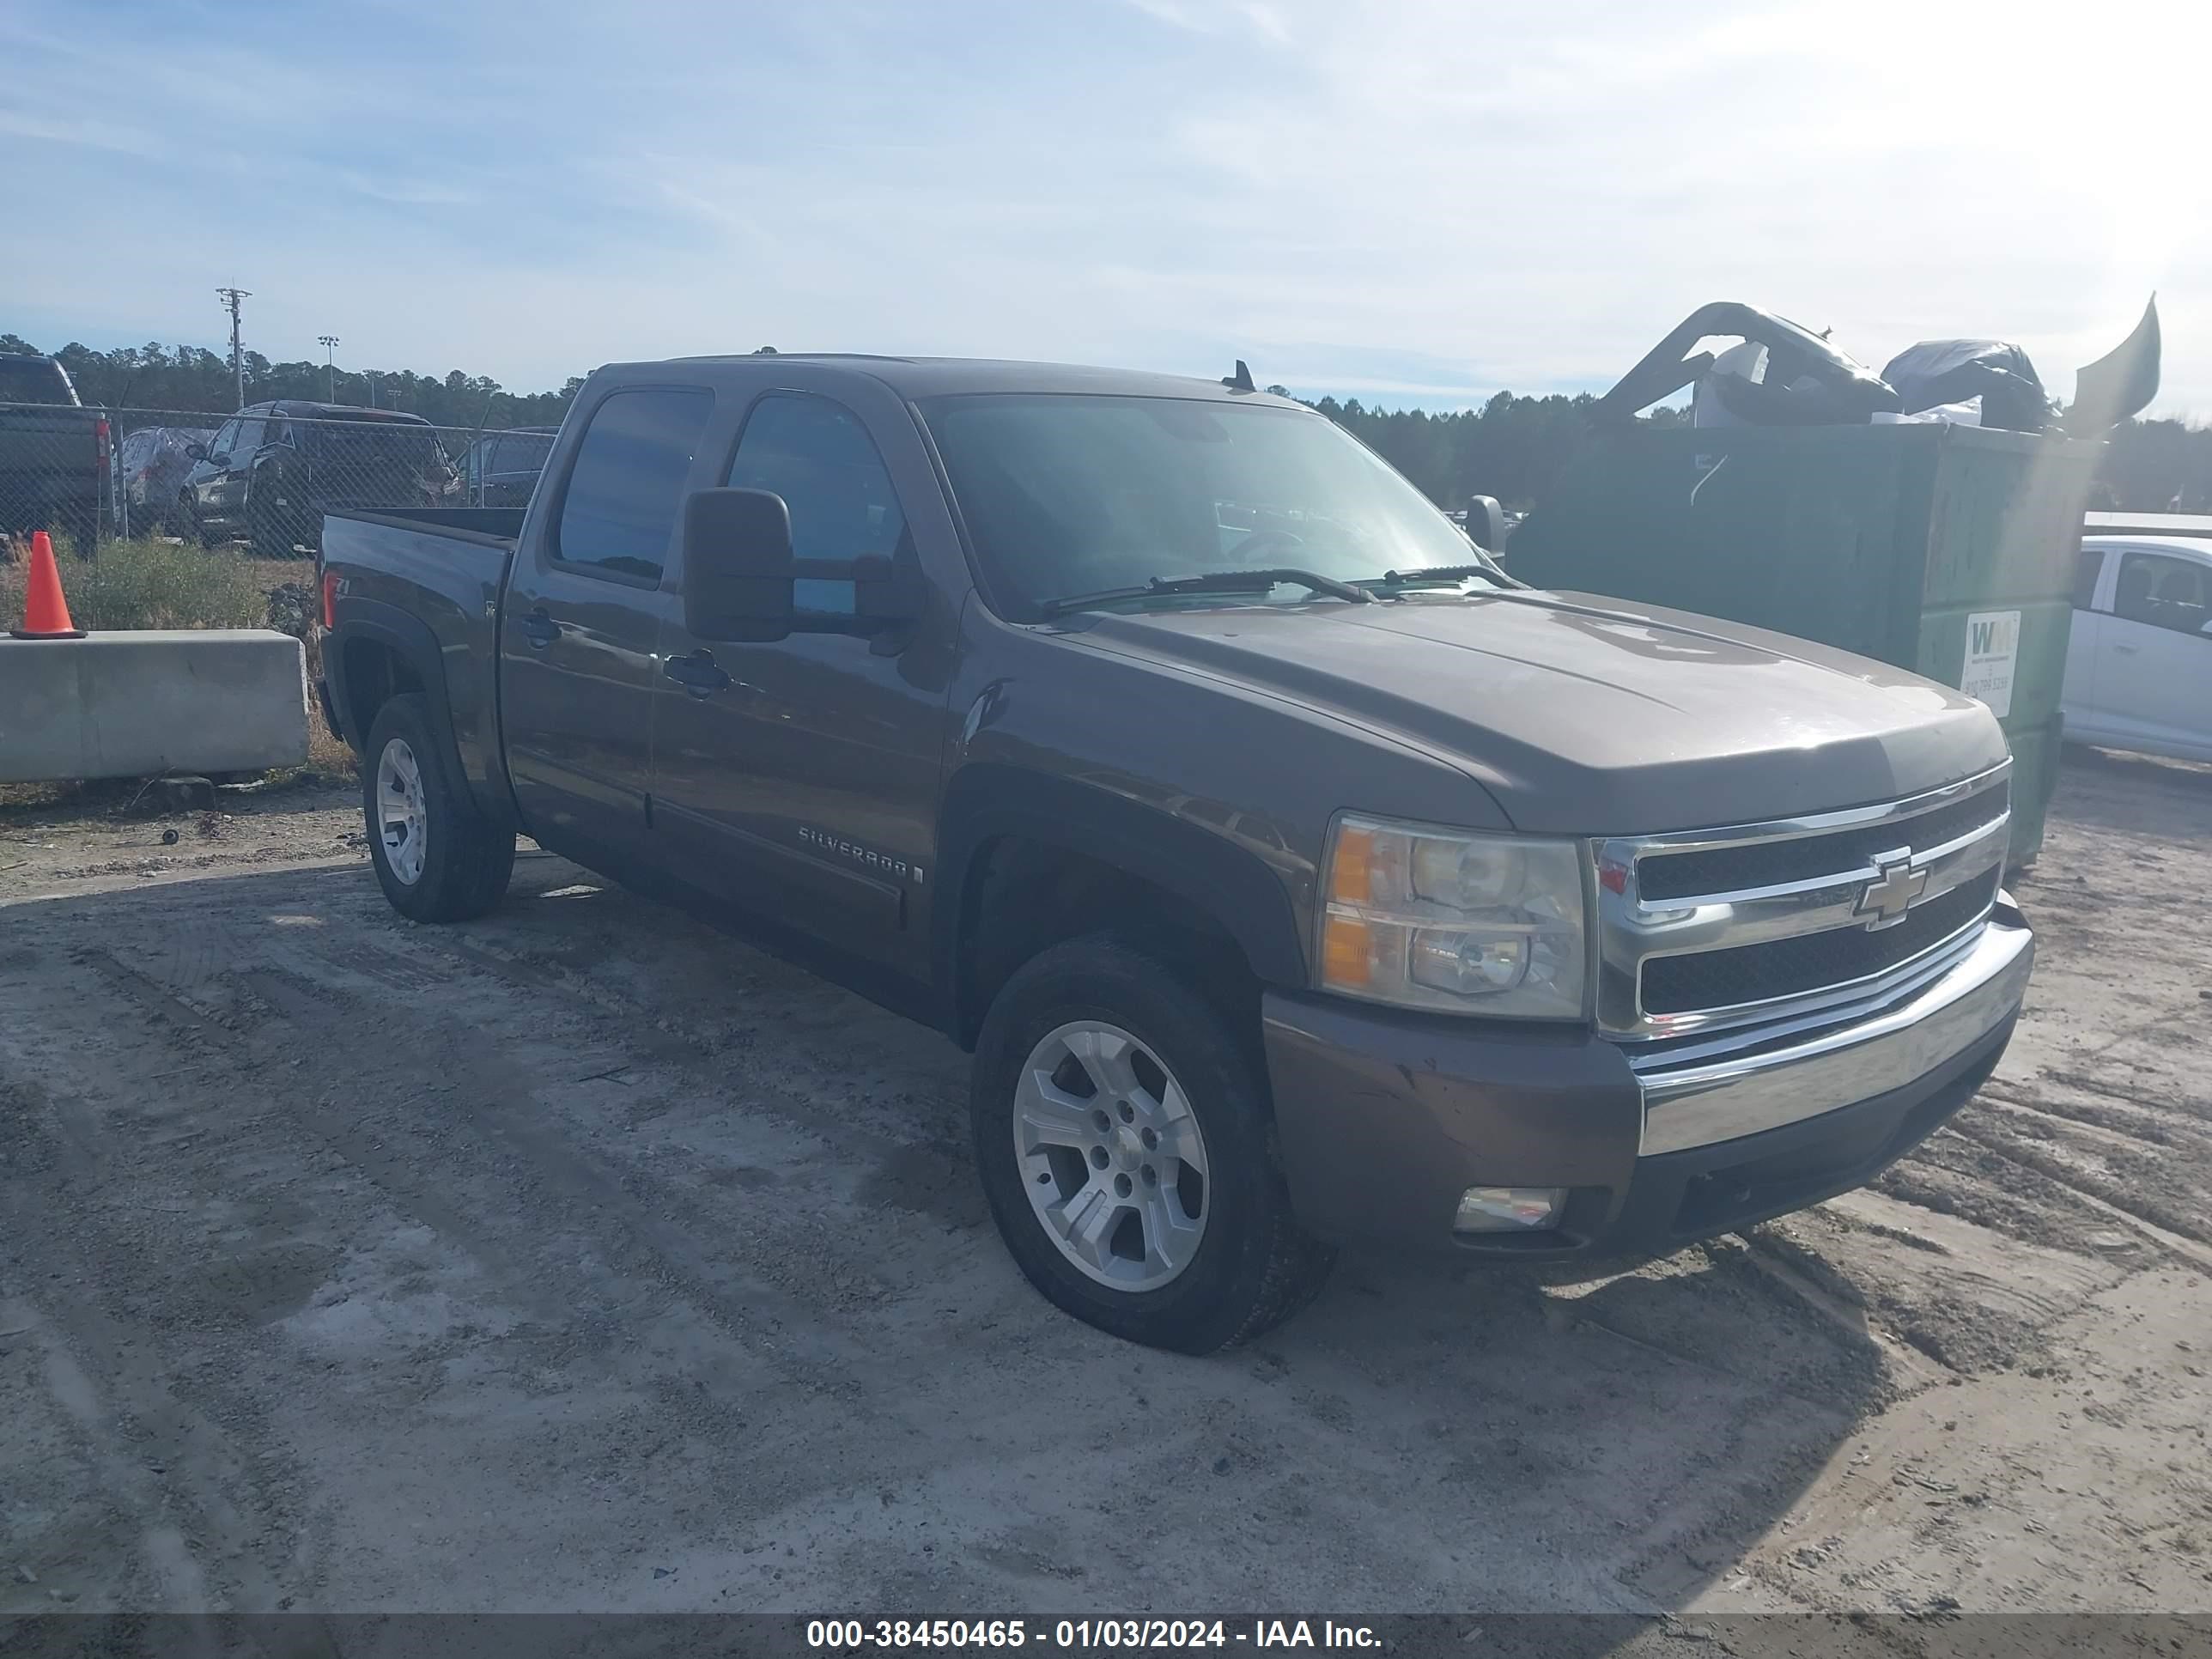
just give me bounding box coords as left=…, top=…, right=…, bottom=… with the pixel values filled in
left=4, top=0, right=2209, bottom=414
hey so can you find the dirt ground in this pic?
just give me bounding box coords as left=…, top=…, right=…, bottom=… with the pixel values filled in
left=2, top=748, right=2208, bottom=1622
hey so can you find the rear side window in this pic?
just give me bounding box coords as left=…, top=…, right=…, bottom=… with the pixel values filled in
left=2073, top=547, right=2104, bottom=611
left=556, top=389, right=714, bottom=582
left=495, top=433, right=553, bottom=473
left=725, top=394, right=908, bottom=613
left=0, top=356, right=75, bottom=404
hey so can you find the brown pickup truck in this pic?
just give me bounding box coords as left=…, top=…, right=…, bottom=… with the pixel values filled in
left=316, top=353, right=2034, bottom=1352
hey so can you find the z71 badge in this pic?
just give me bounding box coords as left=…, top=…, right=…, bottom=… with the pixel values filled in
left=798, top=826, right=924, bottom=885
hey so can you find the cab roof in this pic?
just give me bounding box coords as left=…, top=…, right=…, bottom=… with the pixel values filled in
left=628, top=354, right=1307, bottom=409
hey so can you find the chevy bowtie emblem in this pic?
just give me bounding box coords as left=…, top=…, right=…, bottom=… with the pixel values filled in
left=1854, top=850, right=1926, bottom=930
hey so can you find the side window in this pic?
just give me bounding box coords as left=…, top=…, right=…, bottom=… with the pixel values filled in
left=725, top=394, right=908, bottom=614
left=234, top=416, right=268, bottom=454
left=2113, top=552, right=2211, bottom=636
left=209, top=418, right=241, bottom=459
left=2073, top=547, right=2104, bottom=611
left=553, top=388, right=714, bottom=583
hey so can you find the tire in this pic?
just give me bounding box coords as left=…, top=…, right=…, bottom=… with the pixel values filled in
left=970, top=933, right=1334, bottom=1353
left=248, top=488, right=293, bottom=560
left=183, top=494, right=216, bottom=548
left=362, top=693, right=514, bottom=922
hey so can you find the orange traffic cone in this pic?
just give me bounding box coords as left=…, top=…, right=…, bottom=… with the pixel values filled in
left=10, top=532, right=85, bottom=640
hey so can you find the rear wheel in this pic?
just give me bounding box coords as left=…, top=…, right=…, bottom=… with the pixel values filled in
left=362, top=693, right=514, bottom=922
left=970, top=934, right=1334, bottom=1352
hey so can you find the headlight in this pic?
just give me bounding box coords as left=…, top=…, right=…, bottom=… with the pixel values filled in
left=1319, top=814, right=1589, bottom=1018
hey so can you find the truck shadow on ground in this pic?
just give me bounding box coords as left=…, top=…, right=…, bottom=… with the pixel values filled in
left=0, top=854, right=1910, bottom=1620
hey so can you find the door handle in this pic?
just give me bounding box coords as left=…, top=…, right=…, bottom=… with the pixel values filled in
left=2112, top=642, right=2139, bottom=655
left=521, top=610, right=561, bottom=648
left=662, top=649, right=732, bottom=699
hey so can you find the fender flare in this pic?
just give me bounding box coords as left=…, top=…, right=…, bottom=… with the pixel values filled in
left=935, top=763, right=1310, bottom=1038
left=327, top=599, right=473, bottom=804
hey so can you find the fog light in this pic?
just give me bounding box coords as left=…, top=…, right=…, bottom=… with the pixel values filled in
left=1455, top=1186, right=1567, bottom=1233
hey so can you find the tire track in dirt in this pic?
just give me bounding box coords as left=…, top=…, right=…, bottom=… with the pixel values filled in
left=0, top=1046, right=301, bottom=1612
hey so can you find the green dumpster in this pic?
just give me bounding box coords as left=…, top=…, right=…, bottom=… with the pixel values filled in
left=1509, top=422, right=2102, bottom=867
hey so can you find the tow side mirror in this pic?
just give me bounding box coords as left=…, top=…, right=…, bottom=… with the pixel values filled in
left=681, top=487, right=925, bottom=645
left=683, top=488, right=796, bottom=643
left=185, top=442, right=208, bottom=461
left=1464, top=495, right=1508, bottom=553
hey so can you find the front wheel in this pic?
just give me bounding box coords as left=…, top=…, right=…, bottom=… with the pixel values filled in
left=248, top=487, right=295, bottom=560
left=362, top=694, right=514, bottom=922
left=970, top=934, right=1334, bottom=1352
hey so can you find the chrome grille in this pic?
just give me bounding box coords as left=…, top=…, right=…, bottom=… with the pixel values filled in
left=1636, top=781, right=2009, bottom=901
left=1641, top=868, right=2000, bottom=1015
left=1594, top=762, right=2011, bottom=1042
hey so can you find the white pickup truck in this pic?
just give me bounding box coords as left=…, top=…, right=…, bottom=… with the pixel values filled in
left=2065, top=533, right=2212, bottom=763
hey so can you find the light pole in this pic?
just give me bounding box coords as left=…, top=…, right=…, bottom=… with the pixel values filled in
left=319, top=336, right=340, bottom=403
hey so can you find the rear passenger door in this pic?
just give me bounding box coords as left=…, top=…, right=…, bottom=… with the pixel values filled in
left=500, top=384, right=714, bottom=865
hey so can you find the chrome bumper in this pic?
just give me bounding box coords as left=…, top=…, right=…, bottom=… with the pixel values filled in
left=1632, top=907, right=2033, bottom=1157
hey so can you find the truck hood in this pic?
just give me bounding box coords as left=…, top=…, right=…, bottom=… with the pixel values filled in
left=1064, top=589, right=2009, bottom=835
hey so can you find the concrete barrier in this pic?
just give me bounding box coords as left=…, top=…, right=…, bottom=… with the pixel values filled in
left=0, top=629, right=309, bottom=784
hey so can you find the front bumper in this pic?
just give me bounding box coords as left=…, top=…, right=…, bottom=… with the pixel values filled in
left=1263, top=900, right=2033, bottom=1259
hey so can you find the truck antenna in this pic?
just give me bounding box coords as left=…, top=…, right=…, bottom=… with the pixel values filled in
left=1221, top=359, right=1255, bottom=392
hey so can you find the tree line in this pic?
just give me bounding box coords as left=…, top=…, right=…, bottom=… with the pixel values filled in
left=5, top=333, right=2207, bottom=509
left=0, top=334, right=579, bottom=430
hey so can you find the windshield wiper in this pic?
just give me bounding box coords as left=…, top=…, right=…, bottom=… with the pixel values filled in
left=1364, top=562, right=1498, bottom=587
left=1038, top=567, right=1372, bottom=617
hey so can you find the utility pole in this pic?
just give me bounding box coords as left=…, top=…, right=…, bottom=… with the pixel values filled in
left=319, top=335, right=340, bottom=403
left=216, top=287, right=251, bottom=411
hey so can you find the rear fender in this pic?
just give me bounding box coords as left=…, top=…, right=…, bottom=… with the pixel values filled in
left=330, top=599, right=512, bottom=825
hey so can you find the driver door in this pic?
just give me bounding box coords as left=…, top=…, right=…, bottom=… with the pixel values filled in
left=648, top=387, right=950, bottom=969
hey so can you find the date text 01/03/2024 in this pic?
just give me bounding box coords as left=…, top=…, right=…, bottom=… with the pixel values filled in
left=805, top=1620, right=1382, bottom=1650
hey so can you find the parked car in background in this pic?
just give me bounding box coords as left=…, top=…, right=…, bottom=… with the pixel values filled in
left=2063, top=534, right=2212, bottom=763
left=179, top=400, right=453, bottom=557
left=449, top=426, right=556, bottom=507
left=114, top=425, right=217, bottom=535
left=0, top=352, right=109, bottom=553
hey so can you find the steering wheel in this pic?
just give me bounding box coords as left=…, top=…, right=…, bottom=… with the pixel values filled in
left=1219, top=527, right=1306, bottom=565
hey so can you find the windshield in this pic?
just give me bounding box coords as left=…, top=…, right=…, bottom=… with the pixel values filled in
left=919, top=393, right=1491, bottom=617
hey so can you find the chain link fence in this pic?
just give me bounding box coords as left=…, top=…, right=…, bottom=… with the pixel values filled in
left=3, top=402, right=553, bottom=557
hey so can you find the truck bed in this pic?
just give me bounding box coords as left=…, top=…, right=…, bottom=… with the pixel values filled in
left=319, top=507, right=525, bottom=812
left=0, top=404, right=105, bottom=542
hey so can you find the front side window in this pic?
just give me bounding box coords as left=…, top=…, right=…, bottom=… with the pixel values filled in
left=919, top=393, right=1487, bottom=617
left=726, top=394, right=908, bottom=614
left=554, top=388, right=714, bottom=582
left=208, top=419, right=242, bottom=459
